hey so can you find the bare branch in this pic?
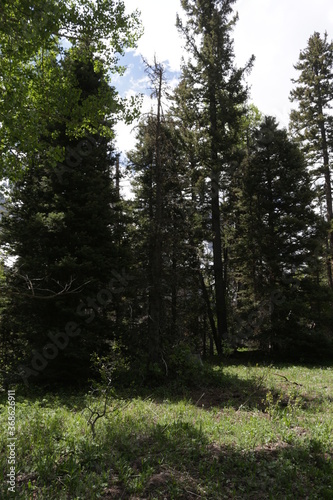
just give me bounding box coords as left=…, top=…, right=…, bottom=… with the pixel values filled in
left=5, top=272, right=93, bottom=300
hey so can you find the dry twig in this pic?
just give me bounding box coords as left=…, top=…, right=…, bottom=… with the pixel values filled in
left=274, top=373, right=303, bottom=387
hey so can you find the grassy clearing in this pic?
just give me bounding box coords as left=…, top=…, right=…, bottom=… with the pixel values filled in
left=0, top=359, right=333, bottom=499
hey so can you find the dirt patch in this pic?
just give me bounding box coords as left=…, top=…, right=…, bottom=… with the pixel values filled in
left=187, top=386, right=267, bottom=411
left=102, top=485, right=126, bottom=499
left=147, top=471, right=174, bottom=488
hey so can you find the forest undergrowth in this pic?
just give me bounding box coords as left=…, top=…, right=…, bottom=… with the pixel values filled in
left=1, top=356, right=333, bottom=499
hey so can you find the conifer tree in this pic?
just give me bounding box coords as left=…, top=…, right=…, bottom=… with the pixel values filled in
left=176, top=0, right=253, bottom=355
left=290, top=32, right=333, bottom=289
left=128, top=121, right=203, bottom=374
left=233, top=117, right=327, bottom=355
left=0, top=46, right=124, bottom=385
left=127, top=60, right=207, bottom=376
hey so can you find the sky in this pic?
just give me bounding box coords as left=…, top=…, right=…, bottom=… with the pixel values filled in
left=114, top=0, right=333, bottom=192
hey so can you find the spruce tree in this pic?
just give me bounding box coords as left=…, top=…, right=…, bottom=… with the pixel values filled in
left=234, top=117, right=328, bottom=356
left=0, top=47, right=123, bottom=385
left=290, top=31, right=333, bottom=289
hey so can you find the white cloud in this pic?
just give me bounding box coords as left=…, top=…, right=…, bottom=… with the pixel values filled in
left=115, top=92, right=155, bottom=155
left=119, top=0, right=333, bottom=144
left=124, top=0, right=183, bottom=71
left=234, top=0, right=333, bottom=125
left=117, top=0, right=333, bottom=198
left=128, top=74, right=150, bottom=92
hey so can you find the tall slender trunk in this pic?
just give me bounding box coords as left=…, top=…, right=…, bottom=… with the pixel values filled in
left=313, top=74, right=333, bottom=289
left=211, top=172, right=228, bottom=354
left=171, top=249, right=177, bottom=337
left=115, top=154, right=120, bottom=200
left=199, top=270, right=219, bottom=352
left=209, top=78, right=228, bottom=356
left=148, top=66, right=164, bottom=362
left=318, top=116, right=333, bottom=289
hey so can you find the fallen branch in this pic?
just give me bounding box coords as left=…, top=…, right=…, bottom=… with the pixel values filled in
left=274, top=373, right=303, bottom=387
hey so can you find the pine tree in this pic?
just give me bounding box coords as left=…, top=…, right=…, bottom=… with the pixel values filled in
left=176, top=0, right=253, bottom=355
left=290, top=31, right=333, bottom=289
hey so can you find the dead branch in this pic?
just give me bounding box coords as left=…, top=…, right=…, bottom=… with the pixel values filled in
left=5, top=272, right=93, bottom=300
left=86, top=378, right=112, bottom=439
left=195, top=393, right=205, bottom=407
left=274, top=373, right=303, bottom=387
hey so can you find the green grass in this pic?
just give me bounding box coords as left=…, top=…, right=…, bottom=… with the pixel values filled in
left=1, top=360, right=333, bottom=499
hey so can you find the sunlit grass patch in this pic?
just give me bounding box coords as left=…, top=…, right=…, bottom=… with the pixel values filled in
left=0, top=361, right=332, bottom=498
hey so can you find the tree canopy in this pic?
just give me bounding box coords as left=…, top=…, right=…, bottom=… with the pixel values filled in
left=0, top=0, right=141, bottom=178
left=1, top=2, right=333, bottom=389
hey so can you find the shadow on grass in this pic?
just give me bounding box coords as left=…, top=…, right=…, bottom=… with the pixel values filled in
left=149, top=374, right=270, bottom=413
left=2, top=354, right=331, bottom=418
left=0, top=386, right=90, bottom=413
left=0, top=361, right=269, bottom=413
left=1, top=366, right=332, bottom=499
left=2, top=414, right=332, bottom=500
left=96, top=418, right=333, bottom=499
left=0, top=360, right=306, bottom=415
left=113, top=361, right=279, bottom=413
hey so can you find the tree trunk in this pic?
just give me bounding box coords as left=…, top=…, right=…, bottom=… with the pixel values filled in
left=148, top=65, right=164, bottom=363
left=208, top=76, right=228, bottom=355
left=199, top=270, right=220, bottom=356
left=318, top=116, right=333, bottom=289
left=171, top=250, right=177, bottom=337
